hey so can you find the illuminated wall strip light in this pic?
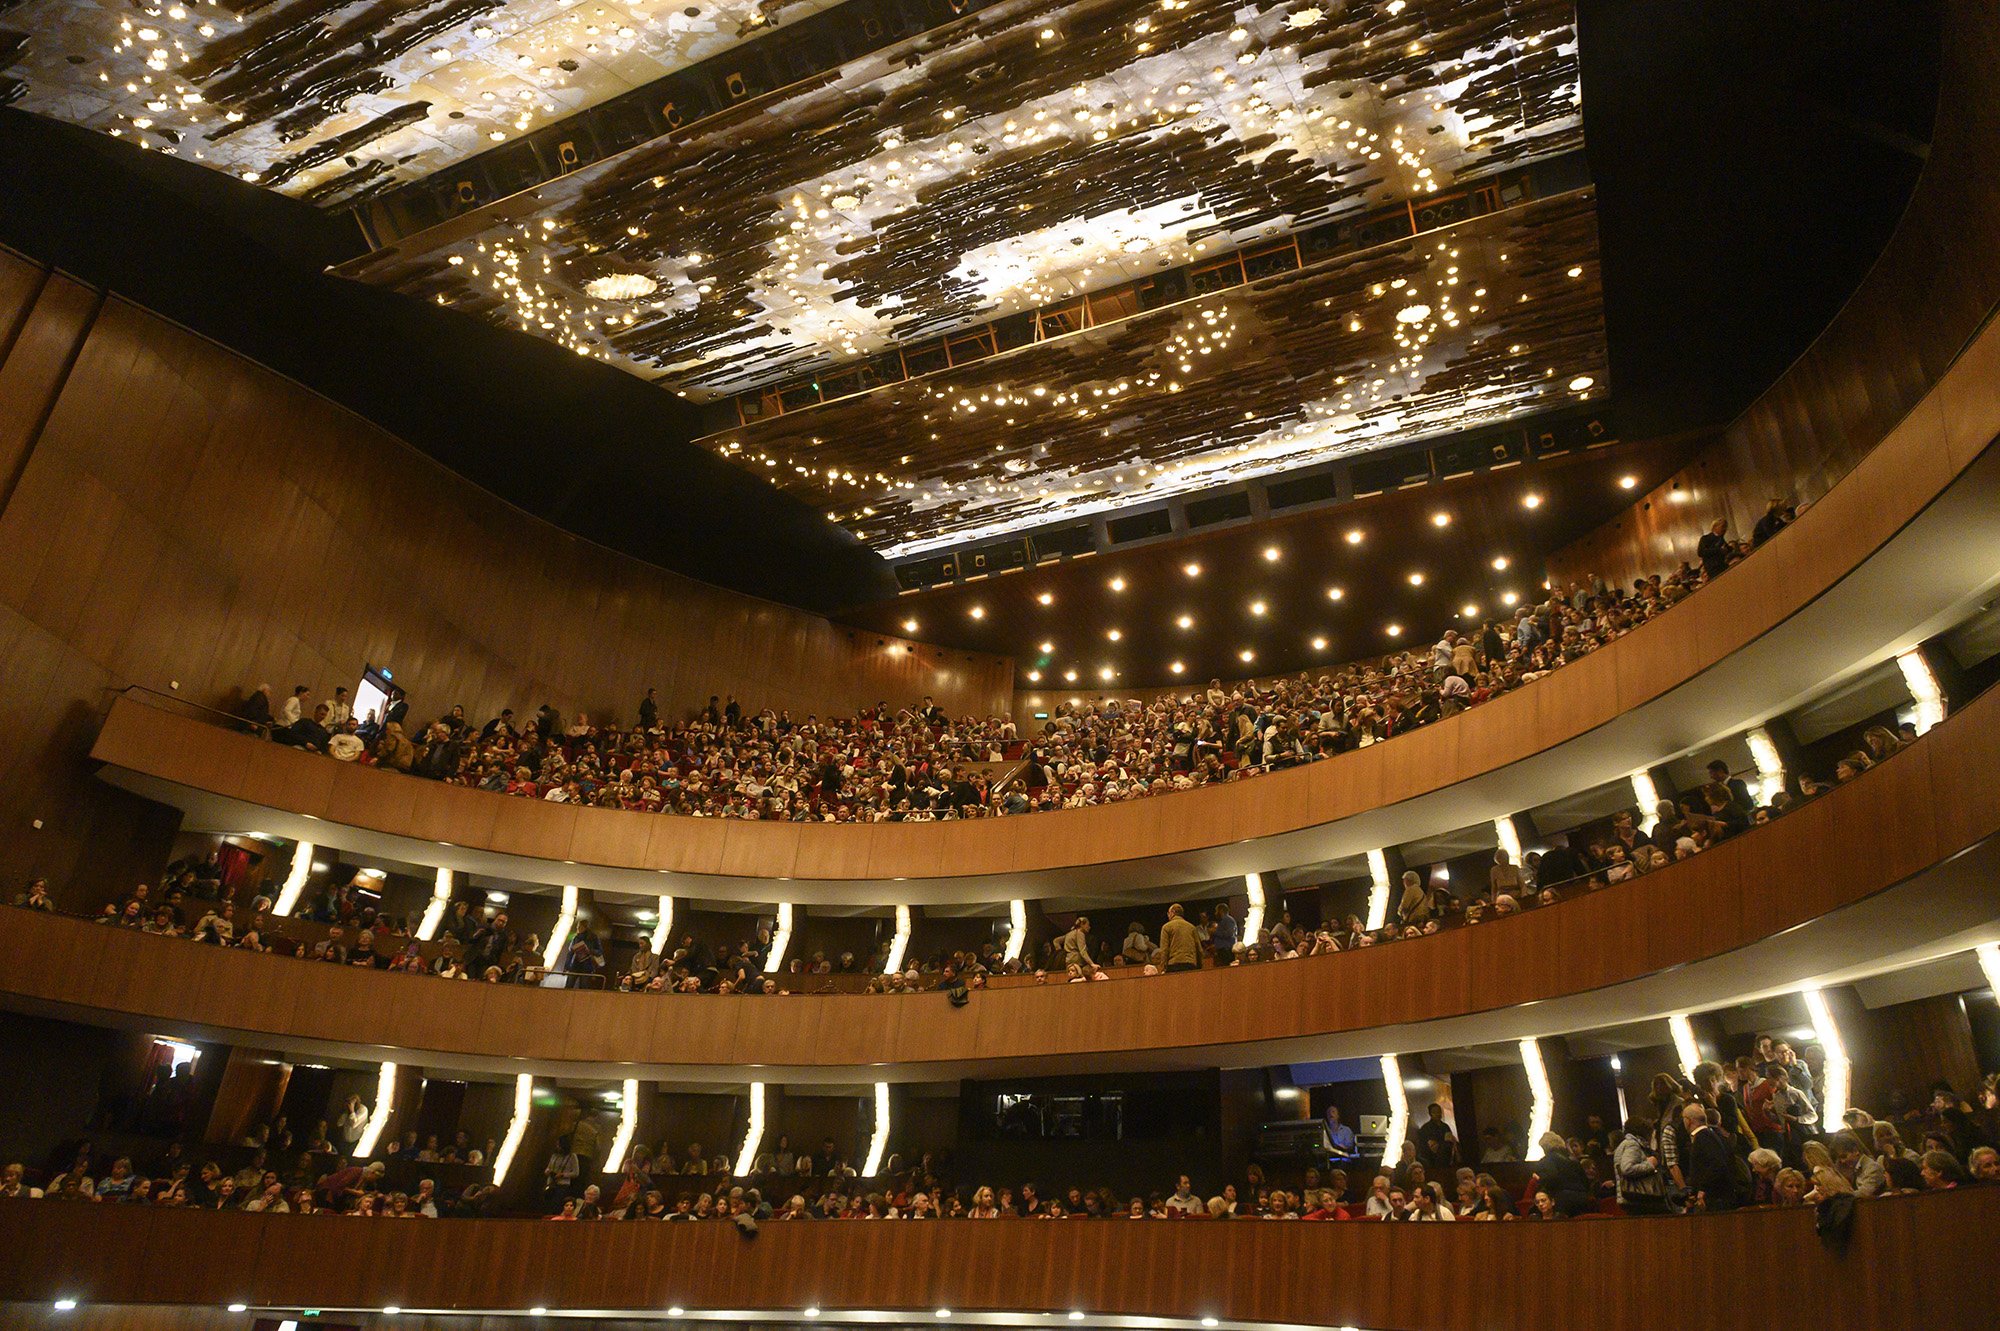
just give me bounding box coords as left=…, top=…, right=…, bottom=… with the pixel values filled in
left=1668, top=1013, right=1702, bottom=1082
left=1364, top=850, right=1392, bottom=932
left=1494, top=816, right=1523, bottom=865
left=764, top=904, right=794, bottom=974
left=351, top=1062, right=397, bottom=1158
left=1897, top=648, right=1946, bottom=734
left=1630, top=771, right=1661, bottom=835
left=733, top=1082, right=766, bottom=1178
left=1243, top=873, right=1267, bottom=945
left=861, top=1082, right=892, bottom=1178
left=1978, top=942, right=2000, bottom=1000
left=1801, top=987, right=1851, bottom=1126
left=272, top=841, right=315, bottom=917
left=1003, top=900, right=1028, bottom=965
left=414, top=867, right=454, bottom=942
left=1745, top=727, right=1786, bottom=806
left=491, top=1074, right=534, bottom=1187
left=650, top=896, right=675, bottom=956
left=1379, top=1054, right=1409, bottom=1168
left=541, top=885, right=579, bottom=970
left=604, top=1078, right=640, bottom=1176
left=883, top=905, right=913, bottom=975
left=1521, top=1038, right=1554, bottom=1161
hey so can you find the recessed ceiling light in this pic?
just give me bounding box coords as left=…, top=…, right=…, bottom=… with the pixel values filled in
left=1569, top=374, right=1595, bottom=391
left=1176, top=615, right=1194, bottom=629
left=902, top=618, right=919, bottom=633
left=1462, top=603, right=1480, bottom=617
left=1109, top=576, right=1127, bottom=592
left=1170, top=661, right=1185, bottom=674
left=1250, top=601, right=1267, bottom=616
left=1407, top=572, right=1424, bottom=586
left=1344, top=529, right=1365, bottom=544
left=1491, top=556, right=1510, bottom=571
left=1310, top=636, right=1328, bottom=651
left=1037, top=592, right=1054, bottom=605
left=1239, top=649, right=1255, bottom=663
left=1063, top=669, right=1078, bottom=682
left=1099, top=666, right=1115, bottom=681
left=1502, top=591, right=1520, bottom=606
left=1326, top=586, right=1344, bottom=601
left=968, top=605, right=985, bottom=619
left=1039, top=641, right=1054, bottom=653
left=1107, top=629, right=1122, bottom=641
left=1027, top=671, right=1042, bottom=682
left=1183, top=561, right=1202, bottom=577
left=1386, top=623, right=1403, bottom=637
left=1522, top=492, right=1543, bottom=509
left=1431, top=511, right=1451, bottom=527
left=1263, top=546, right=1281, bottom=561
left=1618, top=474, right=1638, bottom=489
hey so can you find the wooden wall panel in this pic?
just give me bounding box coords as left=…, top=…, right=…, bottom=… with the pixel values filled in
left=0, top=1189, right=1995, bottom=1331
left=1548, top=0, right=2000, bottom=589
left=13, top=679, right=2000, bottom=1072
left=0, top=258, right=1010, bottom=908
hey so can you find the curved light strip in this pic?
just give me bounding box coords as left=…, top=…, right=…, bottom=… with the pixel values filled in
left=272, top=841, right=315, bottom=917
left=733, top=1082, right=766, bottom=1178
left=883, top=905, right=913, bottom=975
left=1668, top=1013, right=1702, bottom=1082
left=605, top=1078, right=640, bottom=1176
left=1898, top=648, right=1946, bottom=734
left=1494, top=816, right=1523, bottom=866
left=1978, top=942, right=2000, bottom=998
left=1631, top=770, right=1662, bottom=834
left=1521, top=1038, right=1553, bottom=1161
left=763, top=905, right=794, bottom=975
left=861, top=1082, right=892, bottom=1178
left=1801, top=987, right=1851, bottom=1126
left=415, top=867, right=454, bottom=942
left=1003, top=900, right=1028, bottom=964
left=541, top=885, right=579, bottom=971
left=1363, top=850, right=1391, bottom=932
left=1379, top=1054, right=1409, bottom=1171
left=650, top=897, right=675, bottom=956
left=351, top=1062, right=397, bottom=1158
left=1243, top=873, right=1266, bottom=946
left=491, top=1074, right=534, bottom=1187
left=1746, top=727, right=1786, bottom=806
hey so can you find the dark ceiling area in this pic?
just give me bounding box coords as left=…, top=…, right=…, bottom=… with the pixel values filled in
left=0, top=110, right=896, bottom=613
left=0, top=0, right=1943, bottom=650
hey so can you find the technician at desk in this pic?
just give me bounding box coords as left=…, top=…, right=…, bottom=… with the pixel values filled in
left=1325, top=1106, right=1359, bottom=1163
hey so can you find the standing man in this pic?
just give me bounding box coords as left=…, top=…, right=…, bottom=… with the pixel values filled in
left=1158, top=904, right=1200, bottom=974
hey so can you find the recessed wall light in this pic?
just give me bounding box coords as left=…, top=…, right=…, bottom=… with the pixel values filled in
left=1431, top=511, right=1451, bottom=527
left=1344, top=529, right=1364, bottom=544
left=1109, top=576, right=1127, bottom=592
left=902, top=618, right=918, bottom=633
left=1037, top=592, right=1054, bottom=605
left=1618, top=474, right=1638, bottom=489
left=1262, top=546, right=1281, bottom=561
left=1522, top=492, right=1543, bottom=509
left=968, top=606, right=985, bottom=619
left=1183, top=561, right=1202, bottom=577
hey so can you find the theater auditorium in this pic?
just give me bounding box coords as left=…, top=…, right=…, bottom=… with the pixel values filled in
left=0, top=0, right=1996, bottom=1328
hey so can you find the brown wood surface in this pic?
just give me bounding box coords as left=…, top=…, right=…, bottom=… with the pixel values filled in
left=0, top=249, right=1010, bottom=909
left=0, top=1188, right=1995, bottom=1331
left=19, top=679, right=2000, bottom=1071
left=1548, top=0, right=2000, bottom=589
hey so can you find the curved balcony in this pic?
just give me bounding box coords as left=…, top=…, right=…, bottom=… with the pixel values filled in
left=25, top=677, right=2000, bottom=1080
left=0, top=1190, right=1992, bottom=1330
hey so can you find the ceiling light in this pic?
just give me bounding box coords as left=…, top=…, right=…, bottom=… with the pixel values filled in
left=1407, top=572, right=1424, bottom=586
left=1310, top=637, right=1328, bottom=651
left=1183, top=561, right=1202, bottom=577
left=583, top=273, right=658, bottom=301
left=1203, top=1321, right=1220, bottom=1329
left=53, top=1301, right=77, bottom=1313
left=1492, top=556, right=1510, bottom=571
left=1462, top=603, right=1479, bottom=617
left=1386, top=624, right=1403, bottom=636
left=1107, top=629, right=1123, bottom=641
left=1619, top=475, right=1638, bottom=489
left=384, top=1309, right=401, bottom=1317
left=1170, top=661, right=1185, bottom=674
left=668, top=1309, right=686, bottom=1318
left=1397, top=303, right=1432, bottom=324
left=1522, top=492, right=1543, bottom=509
left=1063, top=670, right=1079, bottom=682
left=1069, top=1315, right=1086, bottom=1323
left=1039, top=641, right=1054, bottom=653
left=1502, top=591, right=1520, bottom=606
left=1431, top=511, right=1451, bottom=527
left=1099, top=666, right=1115, bottom=681
left=936, top=1312, right=953, bottom=1320
left=529, top=1310, right=547, bottom=1318
left=1037, top=592, right=1054, bottom=605
left=1263, top=546, right=1281, bottom=561
left=1344, top=529, right=1364, bottom=544
left=804, top=1309, right=821, bottom=1320
left=1027, top=671, right=1042, bottom=682
left=1326, top=586, right=1344, bottom=601
left=902, top=618, right=919, bottom=633
left=227, top=1306, right=248, bottom=1314
left=968, top=606, right=985, bottom=619
left=1239, top=649, right=1254, bottom=663
left=1176, top=615, right=1194, bottom=629
left=1250, top=601, right=1267, bottom=616
left=1568, top=375, right=1595, bottom=392
left=1109, top=576, right=1127, bottom=592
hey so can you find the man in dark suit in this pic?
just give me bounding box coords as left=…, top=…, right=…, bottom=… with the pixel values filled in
left=1683, top=1103, right=1742, bottom=1211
